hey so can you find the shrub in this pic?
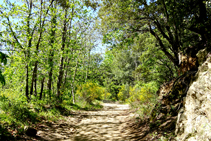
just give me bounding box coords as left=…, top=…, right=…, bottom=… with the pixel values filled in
left=127, top=83, right=157, bottom=103
left=76, top=82, right=107, bottom=103
left=119, top=82, right=158, bottom=119
left=117, top=84, right=130, bottom=102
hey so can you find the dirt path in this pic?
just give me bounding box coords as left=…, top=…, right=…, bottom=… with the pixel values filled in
left=36, top=103, right=137, bottom=141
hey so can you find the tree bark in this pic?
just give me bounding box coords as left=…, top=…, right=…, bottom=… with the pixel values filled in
left=71, top=51, right=81, bottom=104
left=26, top=64, right=29, bottom=100
left=57, top=9, right=67, bottom=101
left=149, top=24, right=179, bottom=67
left=40, top=77, right=45, bottom=100
left=48, top=2, right=57, bottom=100
left=26, top=0, right=33, bottom=101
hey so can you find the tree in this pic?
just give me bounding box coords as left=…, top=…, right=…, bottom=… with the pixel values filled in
left=134, top=33, right=177, bottom=85
left=0, top=0, right=100, bottom=104
left=0, top=0, right=55, bottom=100
left=99, top=0, right=211, bottom=69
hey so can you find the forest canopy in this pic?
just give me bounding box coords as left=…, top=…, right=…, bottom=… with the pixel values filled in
left=0, top=0, right=209, bottom=105
left=99, top=0, right=211, bottom=67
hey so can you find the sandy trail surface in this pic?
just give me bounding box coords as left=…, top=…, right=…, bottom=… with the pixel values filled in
left=36, top=103, right=137, bottom=141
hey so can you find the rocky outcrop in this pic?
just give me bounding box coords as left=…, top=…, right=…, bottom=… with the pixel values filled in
left=175, top=51, right=211, bottom=141
left=131, top=49, right=211, bottom=140
left=149, top=70, right=196, bottom=130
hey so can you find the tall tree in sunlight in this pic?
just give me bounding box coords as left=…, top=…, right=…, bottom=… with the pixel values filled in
left=0, top=0, right=55, bottom=100
left=0, top=0, right=101, bottom=103
left=99, top=0, right=211, bottom=68
left=47, top=2, right=57, bottom=100
left=30, top=0, right=55, bottom=97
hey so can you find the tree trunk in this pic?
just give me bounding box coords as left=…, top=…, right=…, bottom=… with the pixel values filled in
left=30, top=62, right=37, bottom=95
left=71, top=54, right=80, bottom=104
left=30, top=0, right=54, bottom=97
left=63, top=58, right=70, bottom=86
left=48, top=66, right=53, bottom=99
left=26, top=64, right=29, bottom=100
left=149, top=24, right=179, bottom=67
left=48, top=3, right=57, bottom=100
left=26, top=0, right=33, bottom=101
left=57, top=9, right=67, bottom=102
left=40, top=77, right=45, bottom=100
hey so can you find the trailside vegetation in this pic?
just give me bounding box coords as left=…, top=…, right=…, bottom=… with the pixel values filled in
left=0, top=0, right=210, bottom=139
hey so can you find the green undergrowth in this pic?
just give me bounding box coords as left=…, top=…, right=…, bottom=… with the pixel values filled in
left=117, top=82, right=159, bottom=120
left=0, top=93, right=103, bottom=139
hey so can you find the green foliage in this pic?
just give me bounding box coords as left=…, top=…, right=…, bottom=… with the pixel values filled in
left=117, top=84, right=130, bottom=102
left=100, top=0, right=211, bottom=70
left=0, top=90, right=37, bottom=125
left=76, top=81, right=110, bottom=103
left=0, top=52, right=7, bottom=85
left=100, top=32, right=175, bottom=102
left=117, top=82, right=158, bottom=104
left=127, top=83, right=157, bottom=103
left=0, top=0, right=210, bottom=138
left=118, top=82, right=158, bottom=119
left=76, top=99, right=103, bottom=111
left=0, top=87, right=103, bottom=137
left=135, top=33, right=177, bottom=85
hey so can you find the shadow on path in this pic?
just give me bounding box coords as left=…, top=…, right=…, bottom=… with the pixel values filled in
left=31, top=103, right=137, bottom=141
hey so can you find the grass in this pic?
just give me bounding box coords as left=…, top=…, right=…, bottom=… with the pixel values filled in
left=0, top=96, right=103, bottom=139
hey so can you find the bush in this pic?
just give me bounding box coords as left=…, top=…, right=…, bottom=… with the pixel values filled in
left=118, top=82, right=158, bottom=119
left=127, top=83, right=157, bottom=103
left=76, top=81, right=109, bottom=103
left=117, top=84, right=130, bottom=102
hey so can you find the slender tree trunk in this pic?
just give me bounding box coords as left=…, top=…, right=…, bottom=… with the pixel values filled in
left=40, top=77, right=45, bottom=100
left=48, top=66, right=53, bottom=99
left=30, top=62, right=37, bottom=95
left=52, top=81, right=54, bottom=99
left=57, top=57, right=64, bottom=100
left=26, top=64, right=29, bottom=100
left=71, top=54, right=80, bottom=104
left=57, top=9, right=67, bottom=101
left=63, top=58, right=70, bottom=85
left=149, top=24, right=179, bottom=67
left=60, top=7, right=74, bottom=95
left=30, top=0, right=54, bottom=97
left=25, top=0, right=33, bottom=101
left=34, top=72, right=37, bottom=96
left=48, top=3, right=57, bottom=100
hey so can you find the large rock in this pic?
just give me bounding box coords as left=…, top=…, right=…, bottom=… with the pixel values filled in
left=175, top=52, right=211, bottom=141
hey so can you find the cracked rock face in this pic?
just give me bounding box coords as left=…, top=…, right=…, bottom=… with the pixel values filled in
left=176, top=53, right=211, bottom=141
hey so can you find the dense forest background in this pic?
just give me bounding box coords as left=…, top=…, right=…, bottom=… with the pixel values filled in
left=0, top=0, right=210, bottom=138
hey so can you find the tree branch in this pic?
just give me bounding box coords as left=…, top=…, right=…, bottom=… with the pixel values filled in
left=154, top=20, right=171, bottom=44
left=149, top=24, right=178, bottom=67
left=0, top=11, right=23, bottom=49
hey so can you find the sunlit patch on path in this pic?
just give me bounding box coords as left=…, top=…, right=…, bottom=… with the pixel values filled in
left=35, top=103, right=137, bottom=141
